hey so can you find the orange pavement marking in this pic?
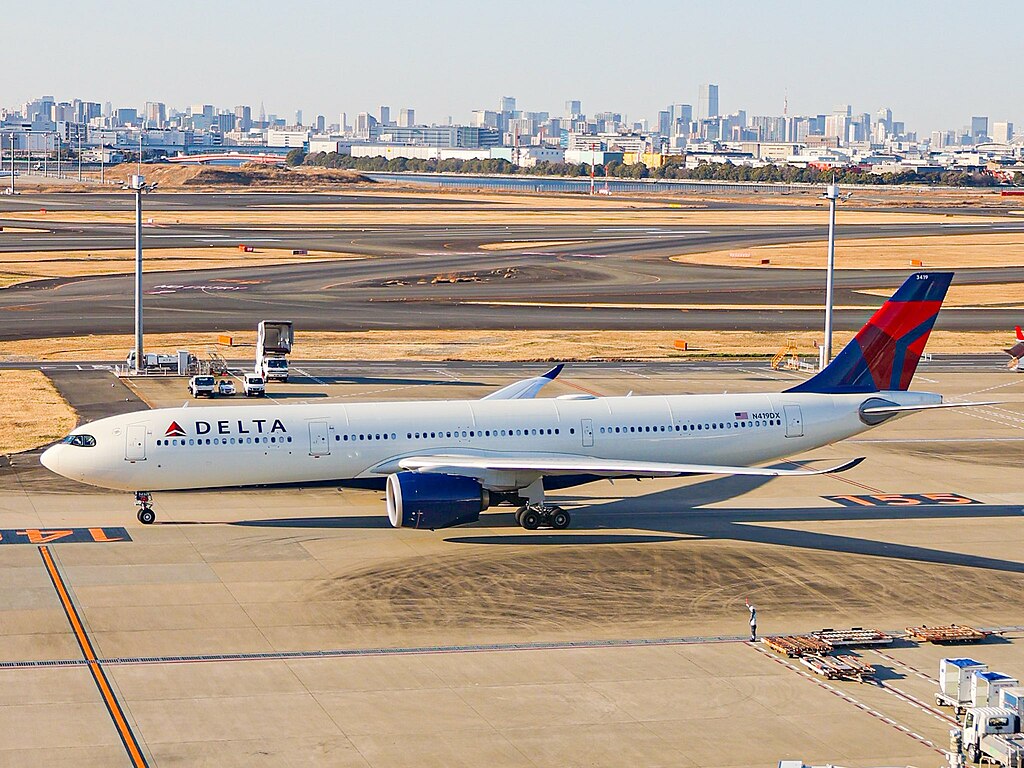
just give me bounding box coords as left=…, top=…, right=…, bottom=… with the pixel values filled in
left=39, top=546, right=149, bottom=767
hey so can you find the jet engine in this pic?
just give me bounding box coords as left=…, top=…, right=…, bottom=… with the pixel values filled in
left=386, top=472, right=490, bottom=529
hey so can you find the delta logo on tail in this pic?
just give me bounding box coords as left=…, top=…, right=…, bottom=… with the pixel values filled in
left=165, top=421, right=186, bottom=437
left=788, top=272, right=953, bottom=394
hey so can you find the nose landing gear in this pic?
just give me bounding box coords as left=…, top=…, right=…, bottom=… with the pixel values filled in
left=135, top=491, right=156, bottom=525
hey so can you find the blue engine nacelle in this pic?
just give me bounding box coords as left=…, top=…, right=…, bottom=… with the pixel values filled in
left=386, top=472, right=490, bottom=529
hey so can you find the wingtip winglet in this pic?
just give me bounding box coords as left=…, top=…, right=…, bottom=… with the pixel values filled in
left=543, top=364, right=564, bottom=380
left=826, top=457, right=866, bottom=474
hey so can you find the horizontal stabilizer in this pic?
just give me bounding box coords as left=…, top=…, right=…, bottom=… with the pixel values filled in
left=482, top=365, right=564, bottom=401
left=860, top=401, right=998, bottom=415
left=398, top=454, right=865, bottom=479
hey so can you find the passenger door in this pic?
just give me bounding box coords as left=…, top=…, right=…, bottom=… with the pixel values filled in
left=125, top=423, right=147, bottom=462
left=784, top=405, right=804, bottom=438
left=308, top=421, right=330, bottom=457
left=581, top=418, right=594, bottom=447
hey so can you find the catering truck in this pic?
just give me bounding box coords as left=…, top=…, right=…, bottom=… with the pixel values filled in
left=256, top=320, right=293, bottom=382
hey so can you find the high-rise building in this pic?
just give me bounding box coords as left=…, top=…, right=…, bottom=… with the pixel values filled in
left=669, top=103, right=692, bottom=136
left=379, top=106, right=391, bottom=126
left=564, top=100, right=582, bottom=118
left=234, top=105, right=252, bottom=132
left=993, top=121, right=1014, bottom=144
left=295, top=109, right=303, bottom=127
left=824, top=113, right=851, bottom=143
left=144, top=101, right=166, bottom=127
left=338, top=112, right=348, bottom=132
left=971, top=116, right=988, bottom=141
left=315, top=114, right=326, bottom=133
left=355, top=112, right=378, bottom=138
left=472, top=110, right=499, bottom=128
left=697, top=84, right=719, bottom=121
left=398, top=108, right=415, bottom=128
left=657, top=110, right=671, bottom=136
left=500, top=96, right=516, bottom=114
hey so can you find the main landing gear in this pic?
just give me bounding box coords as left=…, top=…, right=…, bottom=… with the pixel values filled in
left=135, top=491, right=156, bottom=525
left=514, top=504, right=571, bottom=530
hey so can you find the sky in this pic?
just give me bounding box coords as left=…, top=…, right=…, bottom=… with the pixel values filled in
left=3, top=0, right=1021, bottom=133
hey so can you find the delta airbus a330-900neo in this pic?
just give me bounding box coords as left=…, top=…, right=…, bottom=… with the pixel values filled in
left=41, top=272, right=989, bottom=530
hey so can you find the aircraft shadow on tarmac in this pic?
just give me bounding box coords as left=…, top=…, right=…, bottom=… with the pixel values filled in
left=232, top=472, right=1024, bottom=576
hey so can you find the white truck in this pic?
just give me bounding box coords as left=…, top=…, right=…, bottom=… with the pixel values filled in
left=256, top=320, right=293, bottom=382
left=242, top=374, right=265, bottom=397
left=261, top=356, right=289, bottom=382
left=940, top=658, right=989, bottom=717
left=187, top=375, right=216, bottom=398
left=954, top=707, right=1024, bottom=767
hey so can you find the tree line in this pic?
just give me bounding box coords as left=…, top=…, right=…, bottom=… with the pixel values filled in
left=287, top=149, right=1019, bottom=187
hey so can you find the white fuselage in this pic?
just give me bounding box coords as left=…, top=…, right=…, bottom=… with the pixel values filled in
left=41, top=389, right=939, bottom=493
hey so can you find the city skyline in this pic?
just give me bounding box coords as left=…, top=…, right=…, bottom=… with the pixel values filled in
left=3, top=0, right=1023, bottom=133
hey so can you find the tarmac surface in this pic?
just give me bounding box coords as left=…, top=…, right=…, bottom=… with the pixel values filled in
left=3, top=191, right=1024, bottom=339
left=2, top=360, right=1024, bottom=766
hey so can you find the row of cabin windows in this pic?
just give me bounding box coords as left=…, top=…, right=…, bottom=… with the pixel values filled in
left=599, top=418, right=781, bottom=435
left=337, top=427, right=572, bottom=442
left=156, top=436, right=294, bottom=447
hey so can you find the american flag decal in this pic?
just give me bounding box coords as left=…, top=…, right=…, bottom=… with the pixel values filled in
left=734, top=411, right=749, bottom=419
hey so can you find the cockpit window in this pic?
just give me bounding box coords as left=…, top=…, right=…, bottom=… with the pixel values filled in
left=61, top=434, right=96, bottom=448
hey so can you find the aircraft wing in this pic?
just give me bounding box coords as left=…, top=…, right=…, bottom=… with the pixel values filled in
left=1004, top=341, right=1024, bottom=358
left=481, top=365, right=564, bottom=401
left=398, top=453, right=864, bottom=479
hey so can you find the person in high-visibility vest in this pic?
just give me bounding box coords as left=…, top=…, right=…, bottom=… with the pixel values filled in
left=746, top=599, right=757, bottom=641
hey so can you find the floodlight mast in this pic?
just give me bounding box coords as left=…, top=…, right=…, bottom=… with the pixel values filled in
left=820, top=182, right=840, bottom=370
left=127, top=175, right=156, bottom=373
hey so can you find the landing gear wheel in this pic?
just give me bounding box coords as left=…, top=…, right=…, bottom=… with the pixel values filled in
left=137, top=508, right=155, bottom=525
left=551, top=509, right=571, bottom=530
left=514, top=507, right=526, bottom=526
left=520, top=509, right=541, bottom=530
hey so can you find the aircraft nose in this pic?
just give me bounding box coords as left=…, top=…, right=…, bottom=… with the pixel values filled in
left=40, top=445, right=61, bottom=474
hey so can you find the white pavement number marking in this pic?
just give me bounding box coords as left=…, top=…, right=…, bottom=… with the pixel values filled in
left=751, top=643, right=948, bottom=757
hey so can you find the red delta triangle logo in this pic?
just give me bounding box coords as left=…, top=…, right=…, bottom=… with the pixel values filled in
left=165, top=421, right=186, bottom=437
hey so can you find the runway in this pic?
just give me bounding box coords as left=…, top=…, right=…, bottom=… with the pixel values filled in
left=2, top=190, right=1024, bottom=340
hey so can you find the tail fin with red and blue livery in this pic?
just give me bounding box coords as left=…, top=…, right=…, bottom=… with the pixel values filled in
left=786, top=272, right=952, bottom=394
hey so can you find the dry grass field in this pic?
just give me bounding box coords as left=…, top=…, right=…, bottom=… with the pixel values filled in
left=671, top=232, right=1024, bottom=270
left=0, top=370, right=77, bottom=454
left=0, top=328, right=1013, bottom=364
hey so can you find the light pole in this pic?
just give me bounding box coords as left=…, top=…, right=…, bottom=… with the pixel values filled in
left=78, top=132, right=83, bottom=182
left=820, top=182, right=840, bottom=370
left=43, top=134, right=48, bottom=178
left=126, top=175, right=157, bottom=373
left=56, top=134, right=61, bottom=179
left=8, top=133, right=15, bottom=195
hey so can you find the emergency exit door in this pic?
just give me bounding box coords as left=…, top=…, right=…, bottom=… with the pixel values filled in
left=581, top=419, right=594, bottom=447
left=308, top=422, right=330, bottom=456
left=125, top=423, right=147, bottom=462
left=784, top=405, right=804, bottom=438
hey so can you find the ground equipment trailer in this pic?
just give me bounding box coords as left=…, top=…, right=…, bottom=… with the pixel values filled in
left=939, top=658, right=988, bottom=717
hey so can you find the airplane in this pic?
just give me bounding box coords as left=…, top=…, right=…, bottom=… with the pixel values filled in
left=1003, top=326, right=1024, bottom=370
left=41, top=271, right=992, bottom=531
